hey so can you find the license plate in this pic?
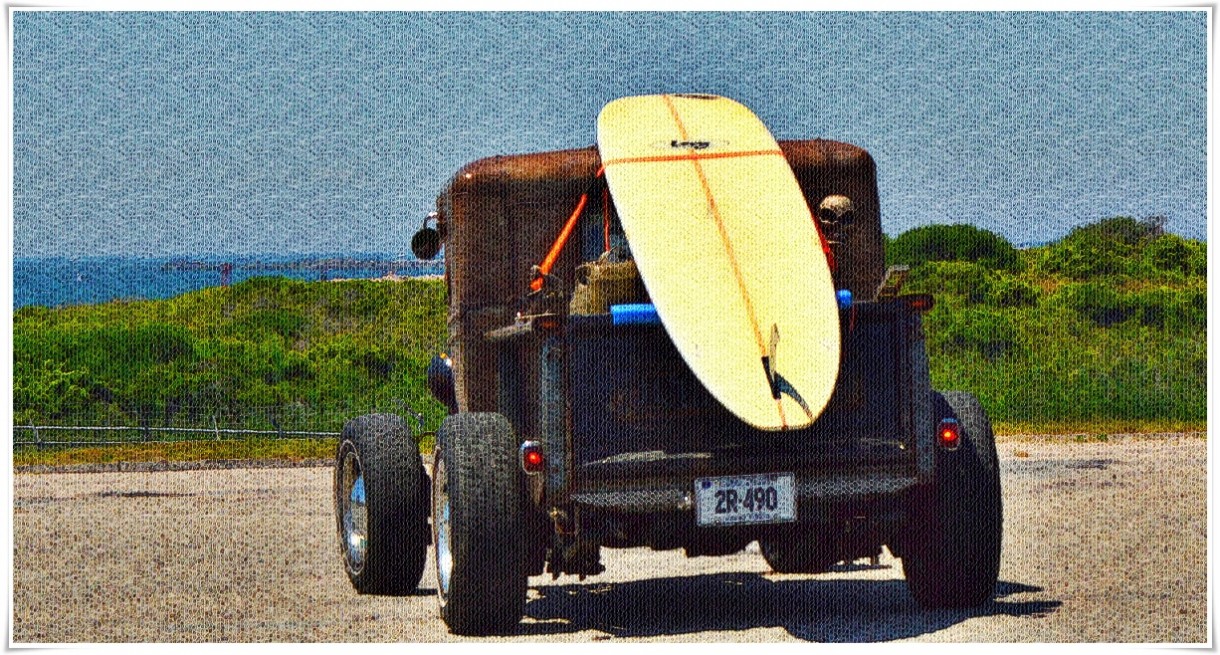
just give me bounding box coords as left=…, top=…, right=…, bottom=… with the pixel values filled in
left=694, top=473, right=796, bottom=526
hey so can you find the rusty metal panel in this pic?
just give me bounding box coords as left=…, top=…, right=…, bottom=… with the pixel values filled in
left=780, top=140, right=886, bottom=299
left=442, top=148, right=600, bottom=316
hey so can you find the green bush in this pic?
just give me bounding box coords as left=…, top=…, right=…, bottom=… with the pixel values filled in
left=905, top=260, right=992, bottom=298
left=927, top=307, right=1022, bottom=360
left=906, top=261, right=1040, bottom=308
left=1051, top=281, right=1204, bottom=332
left=909, top=217, right=1204, bottom=425
left=13, top=361, right=94, bottom=422
left=234, top=308, right=307, bottom=340
left=979, top=277, right=1040, bottom=308
left=887, top=224, right=1021, bottom=271
left=14, top=322, right=196, bottom=384
left=1054, top=282, right=1133, bottom=327
left=13, top=217, right=1205, bottom=434
left=1142, top=234, right=1206, bottom=277
left=1127, top=285, right=1206, bottom=332
left=1040, top=234, right=1130, bottom=279
left=1038, top=216, right=1174, bottom=280
left=1072, top=216, right=1159, bottom=246
left=12, top=276, right=449, bottom=430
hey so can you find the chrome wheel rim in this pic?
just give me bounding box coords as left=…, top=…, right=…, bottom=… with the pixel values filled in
left=339, top=448, right=368, bottom=573
left=433, top=453, right=453, bottom=598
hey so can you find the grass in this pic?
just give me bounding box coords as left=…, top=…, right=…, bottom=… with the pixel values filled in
left=14, top=438, right=341, bottom=467
left=14, top=276, right=451, bottom=433
left=12, top=218, right=1205, bottom=467
left=993, top=418, right=1207, bottom=438
left=13, top=423, right=1199, bottom=468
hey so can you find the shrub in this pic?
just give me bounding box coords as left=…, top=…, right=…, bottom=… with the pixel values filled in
left=1142, top=234, right=1206, bottom=277
left=927, top=307, right=1022, bottom=360
left=1055, top=282, right=1132, bottom=327
left=1073, top=216, right=1159, bottom=246
left=1040, top=216, right=1167, bottom=279
left=905, top=260, right=992, bottom=298
left=980, top=277, right=1040, bottom=308
left=887, top=224, right=1021, bottom=271
left=906, top=261, right=1040, bottom=308
left=235, top=308, right=307, bottom=340
left=1041, top=234, right=1130, bottom=279
left=1126, top=285, right=1206, bottom=332
left=1178, top=286, right=1206, bottom=330
left=13, top=361, right=94, bottom=421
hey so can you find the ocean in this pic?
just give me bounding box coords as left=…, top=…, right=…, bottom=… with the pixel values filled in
left=13, top=255, right=444, bottom=309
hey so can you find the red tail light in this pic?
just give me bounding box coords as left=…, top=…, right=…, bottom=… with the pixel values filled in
left=520, top=441, right=545, bottom=474
left=902, top=294, right=935, bottom=312
left=937, top=418, right=961, bottom=450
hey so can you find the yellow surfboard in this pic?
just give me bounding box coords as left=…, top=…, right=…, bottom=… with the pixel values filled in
left=596, top=94, right=840, bottom=431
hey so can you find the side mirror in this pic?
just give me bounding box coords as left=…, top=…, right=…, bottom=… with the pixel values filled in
left=411, top=212, right=442, bottom=260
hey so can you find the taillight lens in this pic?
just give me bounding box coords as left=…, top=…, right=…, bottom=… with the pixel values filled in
left=520, top=441, right=545, bottom=474
left=902, top=294, right=935, bottom=312
left=937, top=418, right=961, bottom=450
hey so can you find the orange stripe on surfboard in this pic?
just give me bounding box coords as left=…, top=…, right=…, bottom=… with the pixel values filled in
left=602, top=149, right=786, bottom=167
left=660, top=95, right=789, bottom=428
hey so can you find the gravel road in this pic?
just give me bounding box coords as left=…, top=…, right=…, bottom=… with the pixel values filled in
left=11, top=435, right=1209, bottom=643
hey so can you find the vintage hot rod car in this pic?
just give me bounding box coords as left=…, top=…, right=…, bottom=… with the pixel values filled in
left=333, top=137, right=1002, bottom=635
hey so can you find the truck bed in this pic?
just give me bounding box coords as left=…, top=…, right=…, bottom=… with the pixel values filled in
left=568, top=302, right=920, bottom=466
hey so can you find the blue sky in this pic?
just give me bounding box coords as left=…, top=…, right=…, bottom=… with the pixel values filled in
left=11, top=11, right=1209, bottom=257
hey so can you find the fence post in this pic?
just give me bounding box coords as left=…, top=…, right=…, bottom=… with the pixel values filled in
left=213, top=414, right=220, bottom=440
left=267, top=408, right=284, bottom=440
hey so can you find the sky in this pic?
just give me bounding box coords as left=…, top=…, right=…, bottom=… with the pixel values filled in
left=10, top=10, right=1211, bottom=257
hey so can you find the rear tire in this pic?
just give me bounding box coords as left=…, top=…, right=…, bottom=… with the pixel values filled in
left=334, top=413, right=429, bottom=595
left=432, top=413, right=527, bottom=635
left=902, top=391, right=1003, bottom=608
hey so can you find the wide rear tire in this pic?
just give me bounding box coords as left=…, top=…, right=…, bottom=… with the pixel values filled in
left=902, top=391, right=1003, bottom=608
left=334, top=413, right=429, bottom=595
left=432, top=412, right=528, bottom=635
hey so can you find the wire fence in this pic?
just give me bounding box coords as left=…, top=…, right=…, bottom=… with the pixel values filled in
left=13, top=400, right=429, bottom=448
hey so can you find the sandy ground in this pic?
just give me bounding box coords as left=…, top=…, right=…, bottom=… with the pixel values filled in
left=11, top=435, right=1209, bottom=643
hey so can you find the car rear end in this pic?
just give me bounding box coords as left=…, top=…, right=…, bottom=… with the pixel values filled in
left=556, top=296, right=933, bottom=553
left=437, top=139, right=914, bottom=559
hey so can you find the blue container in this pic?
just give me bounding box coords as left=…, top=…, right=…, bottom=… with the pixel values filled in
left=611, top=303, right=662, bottom=325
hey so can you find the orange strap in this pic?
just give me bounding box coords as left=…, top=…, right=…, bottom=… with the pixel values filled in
left=603, top=185, right=611, bottom=253
left=530, top=166, right=606, bottom=292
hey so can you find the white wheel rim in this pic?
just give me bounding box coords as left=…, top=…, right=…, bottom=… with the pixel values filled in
left=339, top=448, right=368, bottom=572
left=433, top=454, right=453, bottom=598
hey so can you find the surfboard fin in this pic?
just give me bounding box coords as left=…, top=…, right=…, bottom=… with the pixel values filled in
left=762, top=356, right=780, bottom=399
left=763, top=324, right=782, bottom=399
left=760, top=356, right=814, bottom=421
left=761, top=324, right=815, bottom=422
left=774, top=372, right=815, bottom=422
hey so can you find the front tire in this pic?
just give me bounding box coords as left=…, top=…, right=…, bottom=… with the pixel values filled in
left=901, top=391, right=1003, bottom=608
left=432, top=413, right=528, bottom=635
left=334, top=414, right=429, bottom=595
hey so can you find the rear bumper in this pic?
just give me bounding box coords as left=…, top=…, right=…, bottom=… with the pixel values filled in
left=570, top=464, right=919, bottom=515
